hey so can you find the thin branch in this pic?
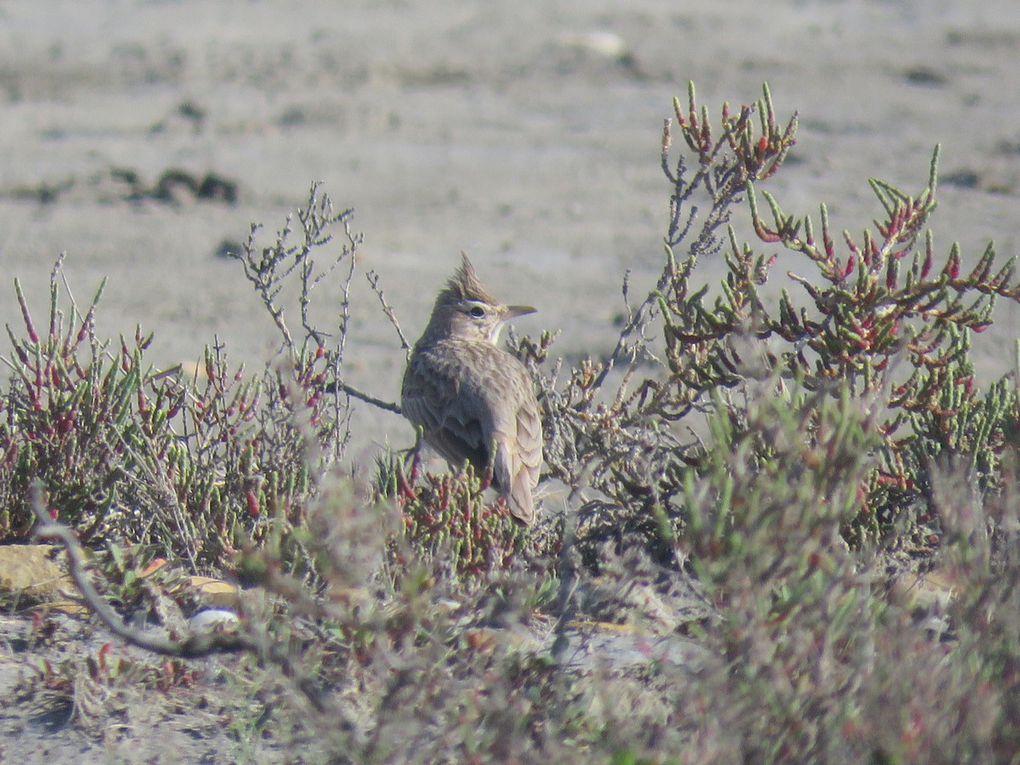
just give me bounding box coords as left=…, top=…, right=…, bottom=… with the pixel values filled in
left=329, top=380, right=402, bottom=415
left=366, top=270, right=412, bottom=354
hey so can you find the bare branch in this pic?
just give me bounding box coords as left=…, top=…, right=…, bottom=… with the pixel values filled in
left=367, top=269, right=412, bottom=354
left=329, top=380, right=402, bottom=414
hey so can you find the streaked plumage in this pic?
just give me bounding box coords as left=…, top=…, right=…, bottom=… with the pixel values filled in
left=401, top=253, right=542, bottom=524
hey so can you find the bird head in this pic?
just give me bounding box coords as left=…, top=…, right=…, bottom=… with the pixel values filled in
left=424, top=253, right=536, bottom=344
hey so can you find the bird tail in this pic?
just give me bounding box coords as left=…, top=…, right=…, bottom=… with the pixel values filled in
left=507, top=470, right=536, bottom=526
left=494, top=438, right=536, bottom=526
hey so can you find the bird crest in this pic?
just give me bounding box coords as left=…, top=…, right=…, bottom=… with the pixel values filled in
left=438, top=252, right=499, bottom=306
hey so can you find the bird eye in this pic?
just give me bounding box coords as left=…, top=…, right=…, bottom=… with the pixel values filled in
left=468, top=306, right=486, bottom=318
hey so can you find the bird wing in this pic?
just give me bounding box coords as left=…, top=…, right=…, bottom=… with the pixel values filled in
left=488, top=359, right=543, bottom=525
left=402, top=342, right=543, bottom=525
left=401, top=344, right=491, bottom=471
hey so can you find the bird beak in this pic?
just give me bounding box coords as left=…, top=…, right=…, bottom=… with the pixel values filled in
left=505, top=304, right=537, bottom=319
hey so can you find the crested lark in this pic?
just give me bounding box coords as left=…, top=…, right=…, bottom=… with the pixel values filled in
left=401, top=253, right=543, bottom=525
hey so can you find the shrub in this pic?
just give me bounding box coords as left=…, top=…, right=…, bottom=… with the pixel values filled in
left=525, top=83, right=1020, bottom=560
left=1, top=189, right=361, bottom=576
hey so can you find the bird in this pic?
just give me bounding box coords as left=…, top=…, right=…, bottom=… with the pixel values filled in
left=401, top=253, right=543, bottom=525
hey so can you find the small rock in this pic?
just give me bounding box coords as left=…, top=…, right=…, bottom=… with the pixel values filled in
left=213, top=239, right=243, bottom=259
left=0, top=544, right=79, bottom=605
left=188, top=609, right=240, bottom=634
left=557, top=31, right=630, bottom=60
left=185, top=575, right=240, bottom=609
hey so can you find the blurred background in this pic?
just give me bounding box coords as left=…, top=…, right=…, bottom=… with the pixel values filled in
left=2, top=0, right=1018, bottom=456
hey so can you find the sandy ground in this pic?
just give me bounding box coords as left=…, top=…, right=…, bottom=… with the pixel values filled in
left=1, top=0, right=1019, bottom=759
left=2, top=0, right=1020, bottom=462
